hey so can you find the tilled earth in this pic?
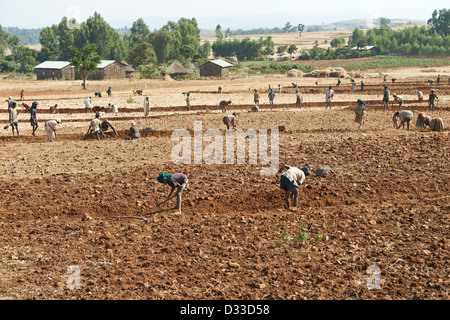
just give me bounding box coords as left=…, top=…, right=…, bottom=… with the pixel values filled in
left=0, top=75, right=449, bottom=300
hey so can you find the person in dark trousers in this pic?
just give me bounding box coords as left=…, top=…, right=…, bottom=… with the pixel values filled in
left=276, top=164, right=311, bottom=210
left=106, top=87, right=112, bottom=97
left=156, top=172, right=189, bottom=214
left=8, top=101, right=19, bottom=136
left=30, top=101, right=38, bottom=136
left=428, top=89, right=438, bottom=110
left=100, top=119, right=118, bottom=136
left=360, top=81, right=365, bottom=93
left=268, top=89, right=275, bottom=106
left=87, top=112, right=102, bottom=140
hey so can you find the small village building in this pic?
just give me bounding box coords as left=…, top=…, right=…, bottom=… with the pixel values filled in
left=199, top=59, right=233, bottom=77
left=162, top=61, right=195, bottom=80
left=351, top=45, right=378, bottom=54
left=34, top=61, right=75, bottom=80
left=81, top=60, right=132, bottom=80
left=35, top=60, right=134, bottom=80
left=121, top=60, right=135, bottom=78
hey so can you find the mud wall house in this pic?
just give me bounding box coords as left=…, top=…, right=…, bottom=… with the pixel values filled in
left=34, top=61, right=75, bottom=80
left=162, top=61, right=195, bottom=80
left=121, top=60, right=135, bottom=78
left=74, top=60, right=132, bottom=80
left=199, top=59, right=233, bottom=77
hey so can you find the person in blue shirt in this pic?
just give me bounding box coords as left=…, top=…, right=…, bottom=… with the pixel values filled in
left=268, top=89, right=275, bottom=106
left=30, top=101, right=38, bottom=136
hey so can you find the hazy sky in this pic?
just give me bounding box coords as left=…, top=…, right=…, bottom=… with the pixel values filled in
left=0, top=0, right=448, bottom=29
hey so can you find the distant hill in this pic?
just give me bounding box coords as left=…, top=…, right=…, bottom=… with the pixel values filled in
left=200, top=18, right=427, bottom=37
left=308, top=18, right=426, bottom=31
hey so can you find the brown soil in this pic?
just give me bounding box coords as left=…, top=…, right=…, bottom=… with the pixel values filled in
left=0, top=69, right=448, bottom=300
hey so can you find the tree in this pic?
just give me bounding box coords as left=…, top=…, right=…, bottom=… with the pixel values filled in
left=348, top=28, right=365, bottom=47
left=261, top=36, right=275, bottom=56
left=282, top=22, right=292, bottom=33
left=129, top=18, right=151, bottom=49
left=199, top=40, right=212, bottom=57
left=57, top=17, right=77, bottom=60
left=215, top=24, right=223, bottom=41
left=126, top=42, right=157, bottom=68
left=75, top=12, right=127, bottom=60
left=276, top=45, right=288, bottom=59
left=150, top=27, right=176, bottom=64
left=356, top=38, right=367, bottom=49
left=379, top=17, right=391, bottom=26
left=0, top=25, right=10, bottom=59
left=287, top=44, right=297, bottom=60
left=38, top=26, right=60, bottom=61
left=12, top=45, right=38, bottom=73
left=69, top=44, right=102, bottom=90
left=225, top=28, right=231, bottom=38
left=330, top=37, right=346, bottom=47
left=298, top=24, right=305, bottom=37
left=428, top=8, right=449, bottom=36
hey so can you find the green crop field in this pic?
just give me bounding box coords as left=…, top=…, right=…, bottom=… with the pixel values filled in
left=338, top=55, right=450, bottom=70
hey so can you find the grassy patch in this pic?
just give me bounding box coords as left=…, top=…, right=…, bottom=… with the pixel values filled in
left=232, top=61, right=314, bottom=76
left=338, top=55, right=450, bottom=70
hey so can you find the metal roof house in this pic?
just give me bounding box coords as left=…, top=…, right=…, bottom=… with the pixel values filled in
left=34, top=61, right=75, bottom=80
left=199, top=59, right=233, bottom=77
left=35, top=60, right=134, bottom=80
left=351, top=45, right=378, bottom=54
left=81, top=60, right=134, bottom=80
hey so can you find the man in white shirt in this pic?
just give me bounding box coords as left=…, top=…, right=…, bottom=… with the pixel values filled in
left=84, top=97, right=92, bottom=113
left=393, top=93, right=404, bottom=110
left=45, top=119, right=61, bottom=142
left=417, top=90, right=423, bottom=102
left=276, top=164, right=311, bottom=210
left=325, top=86, right=334, bottom=109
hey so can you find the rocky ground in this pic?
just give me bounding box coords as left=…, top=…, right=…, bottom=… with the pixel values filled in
left=0, top=70, right=448, bottom=300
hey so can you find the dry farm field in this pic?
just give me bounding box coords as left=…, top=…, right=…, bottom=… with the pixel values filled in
left=0, top=64, right=448, bottom=300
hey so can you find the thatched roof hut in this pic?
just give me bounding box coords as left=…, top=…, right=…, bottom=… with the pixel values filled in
left=162, top=61, right=195, bottom=80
